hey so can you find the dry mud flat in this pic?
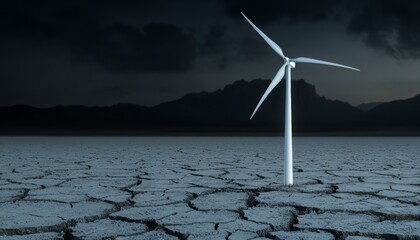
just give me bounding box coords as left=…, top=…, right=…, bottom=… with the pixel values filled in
left=0, top=137, right=419, bottom=240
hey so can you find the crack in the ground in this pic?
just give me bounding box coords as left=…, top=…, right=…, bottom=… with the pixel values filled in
left=187, top=200, right=199, bottom=211
left=225, top=231, right=232, bottom=240
left=11, top=188, right=29, bottom=202
left=62, top=229, right=80, bottom=240
left=288, top=210, right=299, bottom=231
left=162, top=226, right=189, bottom=240
left=246, top=191, right=259, bottom=208
left=0, top=219, right=78, bottom=236
left=110, top=214, right=189, bottom=239
left=214, top=222, right=219, bottom=231
left=313, top=178, right=323, bottom=184
left=255, top=174, right=266, bottom=179
left=237, top=208, right=248, bottom=221
left=329, top=184, right=339, bottom=193
left=294, top=225, right=412, bottom=240
left=258, top=199, right=420, bottom=221
left=372, top=171, right=402, bottom=180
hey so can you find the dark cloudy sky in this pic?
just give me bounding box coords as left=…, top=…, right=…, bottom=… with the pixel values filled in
left=1, top=0, right=420, bottom=107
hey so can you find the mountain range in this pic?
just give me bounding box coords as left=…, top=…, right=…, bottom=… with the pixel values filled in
left=356, top=102, right=383, bottom=111
left=1, top=79, right=420, bottom=135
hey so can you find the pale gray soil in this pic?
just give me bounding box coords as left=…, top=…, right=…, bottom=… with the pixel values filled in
left=0, top=137, right=419, bottom=240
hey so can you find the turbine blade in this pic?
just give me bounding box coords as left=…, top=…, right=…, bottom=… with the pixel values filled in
left=250, top=64, right=286, bottom=119
left=241, top=12, right=285, bottom=59
left=291, top=57, right=360, bottom=71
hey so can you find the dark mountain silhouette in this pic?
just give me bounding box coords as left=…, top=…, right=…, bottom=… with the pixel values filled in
left=356, top=102, right=383, bottom=111
left=366, top=94, right=420, bottom=129
left=150, top=79, right=365, bottom=131
left=1, top=79, right=419, bottom=135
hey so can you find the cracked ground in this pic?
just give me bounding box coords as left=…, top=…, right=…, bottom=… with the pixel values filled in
left=0, top=137, right=419, bottom=240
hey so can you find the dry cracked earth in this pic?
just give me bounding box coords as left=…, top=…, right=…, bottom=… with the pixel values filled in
left=0, top=137, right=419, bottom=240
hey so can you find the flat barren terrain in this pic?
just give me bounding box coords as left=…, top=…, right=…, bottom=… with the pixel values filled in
left=0, top=137, right=419, bottom=240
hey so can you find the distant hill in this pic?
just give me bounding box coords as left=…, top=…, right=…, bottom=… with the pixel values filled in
left=1, top=79, right=419, bottom=135
left=366, top=94, right=420, bottom=128
left=150, top=79, right=365, bottom=131
left=356, top=102, right=383, bottom=111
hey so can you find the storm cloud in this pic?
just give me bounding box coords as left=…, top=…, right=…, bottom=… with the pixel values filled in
left=80, top=22, right=197, bottom=73
left=222, top=0, right=420, bottom=59
left=222, top=0, right=342, bottom=25
left=346, top=0, right=420, bottom=59
left=0, top=1, right=197, bottom=73
left=0, top=0, right=419, bottom=107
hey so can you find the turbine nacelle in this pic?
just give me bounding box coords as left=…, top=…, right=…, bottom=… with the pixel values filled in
left=289, top=61, right=296, bottom=68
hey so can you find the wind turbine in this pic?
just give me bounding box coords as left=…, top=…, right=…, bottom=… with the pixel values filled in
left=241, top=12, right=360, bottom=186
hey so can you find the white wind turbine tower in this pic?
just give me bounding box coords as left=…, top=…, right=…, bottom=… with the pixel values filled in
left=242, top=12, right=360, bottom=186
